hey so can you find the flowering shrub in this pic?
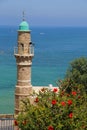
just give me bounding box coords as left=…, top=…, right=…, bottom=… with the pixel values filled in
left=16, top=86, right=87, bottom=130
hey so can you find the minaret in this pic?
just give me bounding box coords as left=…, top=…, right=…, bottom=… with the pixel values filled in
left=14, top=16, right=34, bottom=114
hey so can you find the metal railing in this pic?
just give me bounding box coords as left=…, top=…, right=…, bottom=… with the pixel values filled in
left=30, top=45, right=34, bottom=55
left=14, top=45, right=34, bottom=56
left=0, top=118, right=14, bottom=130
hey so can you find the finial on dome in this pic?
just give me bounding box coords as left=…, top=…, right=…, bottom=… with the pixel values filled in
left=23, top=11, right=25, bottom=21
left=19, top=11, right=30, bottom=31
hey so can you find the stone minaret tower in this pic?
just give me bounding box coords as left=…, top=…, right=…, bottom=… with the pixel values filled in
left=14, top=18, right=34, bottom=114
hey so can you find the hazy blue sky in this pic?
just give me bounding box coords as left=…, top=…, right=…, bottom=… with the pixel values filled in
left=0, top=0, right=87, bottom=26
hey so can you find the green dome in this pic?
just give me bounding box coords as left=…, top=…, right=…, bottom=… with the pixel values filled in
left=19, top=21, right=29, bottom=31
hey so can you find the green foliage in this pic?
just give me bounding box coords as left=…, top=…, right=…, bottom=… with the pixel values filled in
left=15, top=57, right=87, bottom=129
left=15, top=86, right=87, bottom=130
left=65, top=57, right=87, bottom=92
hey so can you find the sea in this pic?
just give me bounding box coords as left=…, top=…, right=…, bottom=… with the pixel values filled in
left=0, top=26, right=87, bottom=114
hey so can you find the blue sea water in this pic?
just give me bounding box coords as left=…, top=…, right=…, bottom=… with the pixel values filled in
left=0, top=26, right=87, bottom=114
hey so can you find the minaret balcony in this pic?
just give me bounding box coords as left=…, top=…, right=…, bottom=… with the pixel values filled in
left=14, top=45, right=34, bottom=57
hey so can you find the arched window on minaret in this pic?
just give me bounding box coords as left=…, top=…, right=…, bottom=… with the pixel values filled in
left=20, top=43, right=24, bottom=54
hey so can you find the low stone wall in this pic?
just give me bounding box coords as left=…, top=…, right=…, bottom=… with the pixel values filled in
left=33, top=86, right=47, bottom=93
left=33, top=85, right=57, bottom=93
left=0, top=114, right=14, bottom=118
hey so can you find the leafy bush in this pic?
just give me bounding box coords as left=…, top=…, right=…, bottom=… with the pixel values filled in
left=15, top=85, right=87, bottom=130
left=65, top=57, right=87, bottom=92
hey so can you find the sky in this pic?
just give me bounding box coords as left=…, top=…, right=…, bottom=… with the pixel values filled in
left=0, top=0, right=87, bottom=27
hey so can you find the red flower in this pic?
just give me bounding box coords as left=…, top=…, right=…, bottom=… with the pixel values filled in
left=69, top=113, right=73, bottom=118
left=48, top=126, right=54, bottom=130
left=61, top=101, right=66, bottom=106
left=14, top=120, right=18, bottom=126
left=78, top=96, right=81, bottom=99
left=51, top=99, right=57, bottom=105
left=34, top=97, right=39, bottom=103
left=68, top=100, right=72, bottom=106
left=22, top=120, right=27, bottom=125
left=53, top=88, right=58, bottom=93
left=72, top=91, right=77, bottom=96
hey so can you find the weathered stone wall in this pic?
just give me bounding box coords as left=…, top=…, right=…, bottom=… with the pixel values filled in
left=17, top=65, right=31, bottom=86
left=14, top=30, right=33, bottom=114
left=15, top=85, right=33, bottom=114
left=18, top=31, right=31, bottom=55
